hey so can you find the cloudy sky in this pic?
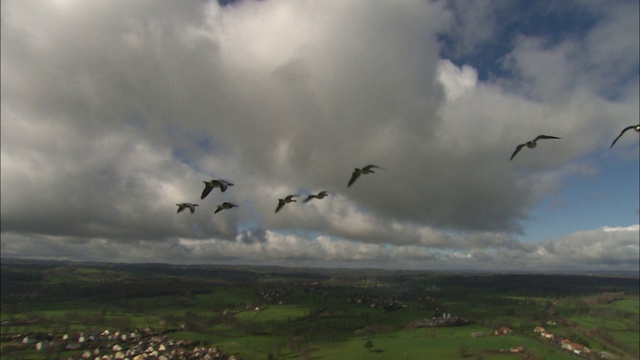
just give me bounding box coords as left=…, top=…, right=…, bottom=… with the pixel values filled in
left=2, top=0, right=638, bottom=272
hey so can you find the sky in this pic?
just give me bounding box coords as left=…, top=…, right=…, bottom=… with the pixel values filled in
left=1, top=0, right=638, bottom=273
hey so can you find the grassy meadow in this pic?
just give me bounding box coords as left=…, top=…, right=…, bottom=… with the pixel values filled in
left=1, top=260, right=638, bottom=359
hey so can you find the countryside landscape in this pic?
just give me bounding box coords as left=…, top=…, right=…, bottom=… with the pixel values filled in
left=1, top=258, right=638, bottom=360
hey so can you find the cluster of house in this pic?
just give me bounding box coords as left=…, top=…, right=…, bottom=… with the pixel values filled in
left=409, top=312, right=472, bottom=328
left=6, top=327, right=235, bottom=360
left=348, top=296, right=409, bottom=312
left=258, top=284, right=413, bottom=313
left=494, top=326, right=512, bottom=336
left=257, top=280, right=418, bottom=313
left=534, top=326, right=590, bottom=356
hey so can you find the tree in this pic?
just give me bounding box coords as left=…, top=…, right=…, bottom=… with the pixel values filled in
left=405, top=323, right=417, bottom=336
left=287, top=335, right=304, bottom=354
left=272, top=340, right=282, bottom=359
left=364, top=340, right=374, bottom=352
left=458, top=344, right=471, bottom=358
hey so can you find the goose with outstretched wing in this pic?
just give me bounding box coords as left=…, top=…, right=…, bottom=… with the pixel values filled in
left=214, top=202, right=238, bottom=214
left=348, top=164, right=383, bottom=187
left=609, top=124, right=639, bottom=149
left=509, top=135, right=561, bottom=161
left=201, top=179, right=235, bottom=199
left=275, top=194, right=298, bottom=213
left=304, top=191, right=331, bottom=203
left=177, top=203, right=199, bottom=214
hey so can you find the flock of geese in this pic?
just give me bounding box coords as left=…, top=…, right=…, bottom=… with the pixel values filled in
left=177, top=124, right=639, bottom=216
left=176, top=163, right=383, bottom=215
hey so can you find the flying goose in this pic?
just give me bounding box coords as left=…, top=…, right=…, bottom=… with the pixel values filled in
left=609, top=124, right=640, bottom=149
left=275, top=194, right=298, bottom=213
left=509, top=135, right=561, bottom=161
left=348, top=164, right=383, bottom=187
left=304, top=190, right=331, bottom=203
left=214, top=202, right=238, bottom=214
left=201, top=179, right=235, bottom=199
left=176, top=203, right=199, bottom=214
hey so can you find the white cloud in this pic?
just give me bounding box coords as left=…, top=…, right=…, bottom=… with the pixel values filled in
left=1, top=0, right=638, bottom=271
left=3, top=224, right=636, bottom=272
left=438, top=59, right=478, bottom=100
left=540, top=225, right=639, bottom=264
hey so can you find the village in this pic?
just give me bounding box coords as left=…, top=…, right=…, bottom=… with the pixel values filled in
left=532, top=324, right=618, bottom=359
left=3, top=320, right=621, bottom=360
left=2, top=288, right=633, bottom=359
left=3, top=325, right=233, bottom=360
left=1, top=315, right=634, bottom=360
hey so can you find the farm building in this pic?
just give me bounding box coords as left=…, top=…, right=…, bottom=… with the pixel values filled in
left=494, top=326, right=512, bottom=336
left=534, top=326, right=545, bottom=333
left=561, top=339, right=590, bottom=355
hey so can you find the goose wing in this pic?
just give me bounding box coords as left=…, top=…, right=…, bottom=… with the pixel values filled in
left=201, top=183, right=214, bottom=199
left=218, top=180, right=231, bottom=192
left=509, top=143, right=526, bottom=161
left=275, top=199, right=286, bottom=213
left=303, top=195, right=317, bottom=203
left=610, top=125, right=638, bottom=149
left=534, top=135, right=561, bottom=141
left=178, top=203, right=197, bottom=213
left=348, top=169, right=361, bottom=187
left=362, top=164, right=382, bottom=172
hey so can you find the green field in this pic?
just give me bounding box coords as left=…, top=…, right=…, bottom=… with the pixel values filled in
left=609, top=297, right=640, bottom=313
left=2, top=260, right=638, bottom=360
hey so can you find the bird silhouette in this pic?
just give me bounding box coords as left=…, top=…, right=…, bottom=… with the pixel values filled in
left=509, top=135, right=561, bottom=161
left=176, top=203, right=199, bottom=214
left=214, top=202, right=238, bottom=214
left=348, top=164, right=383, bottom=187
left=304, top=190, right=331, bottom=203
left=201, top=179, right=234, bottom=199
left=275, top=194, right=298, bottom=213
left=609, top=124, right=640, bottom=149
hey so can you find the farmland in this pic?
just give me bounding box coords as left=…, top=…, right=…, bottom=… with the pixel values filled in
left=1, top=259, right=638, bottom=359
